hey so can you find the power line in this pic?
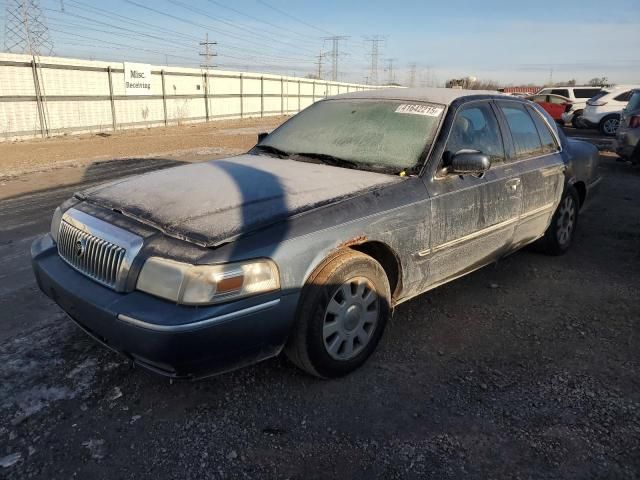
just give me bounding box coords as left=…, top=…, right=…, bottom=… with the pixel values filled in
left=4, top=0, right=54, bottom=55
left=255, top=0, right=334, bottom=36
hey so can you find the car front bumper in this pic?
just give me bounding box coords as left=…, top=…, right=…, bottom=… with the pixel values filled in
left=31, top=234, right=299, bottom=378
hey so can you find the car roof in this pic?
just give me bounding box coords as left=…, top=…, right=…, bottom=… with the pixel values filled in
left=331, top=87, right=506, bottom=106
left=602, top=84, right=640, bottom=92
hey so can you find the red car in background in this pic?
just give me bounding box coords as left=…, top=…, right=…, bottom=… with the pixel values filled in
left=526, top=94, right=573, bottom=122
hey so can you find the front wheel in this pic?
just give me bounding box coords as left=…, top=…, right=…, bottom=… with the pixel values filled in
left=537, top=187, right=580, bottom=255
left=285, top=250, right=391, bottom=378
left=599, top=114, right=620, bottom=136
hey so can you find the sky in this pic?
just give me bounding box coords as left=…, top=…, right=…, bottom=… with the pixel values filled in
left=2, top=0, right=639, bottom=86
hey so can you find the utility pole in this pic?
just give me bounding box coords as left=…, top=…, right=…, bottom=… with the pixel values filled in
left=199, top=33, right=217, bottom=69
left=385, top=58, right=396, bottom=85
left=324, top=35, right=349, bottom=82
left=408, top=63, right=417, bottom=88
left=364, top=35, right=384, bottom=86
left=4, top=0, right=54, bottom=55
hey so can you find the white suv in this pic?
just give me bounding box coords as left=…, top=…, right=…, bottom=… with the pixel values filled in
left=581, top=85, right=640, bottom=136
left=536, top=86, right=602, bottom=127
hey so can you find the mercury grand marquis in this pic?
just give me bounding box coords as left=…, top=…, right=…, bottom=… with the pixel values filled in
left=31, top=88, right=601, bottom=379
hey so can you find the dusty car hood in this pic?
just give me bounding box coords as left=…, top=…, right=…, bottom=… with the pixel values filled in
left=77, top=154, right=399, bottom=247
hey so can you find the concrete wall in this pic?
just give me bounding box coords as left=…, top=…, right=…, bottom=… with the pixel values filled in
left=0, top=53, right=385, bottom=141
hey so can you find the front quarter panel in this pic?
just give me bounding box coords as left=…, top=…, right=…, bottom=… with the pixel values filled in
left=198, top=177, right=432, bottom=302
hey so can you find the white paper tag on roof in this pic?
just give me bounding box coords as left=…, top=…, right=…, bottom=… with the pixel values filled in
left=395, top=104, right=443, bottom=116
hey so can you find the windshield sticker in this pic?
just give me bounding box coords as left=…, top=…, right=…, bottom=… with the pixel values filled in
left=395, top=104, right=443, bottom=116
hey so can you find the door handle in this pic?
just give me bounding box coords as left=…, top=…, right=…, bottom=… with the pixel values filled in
left=505, top=178, right=521, bottom=191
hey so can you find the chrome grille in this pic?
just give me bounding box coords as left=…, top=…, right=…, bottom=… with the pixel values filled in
left=58, top=221, right=125, bottom=288
left=56, top=208, right=143, bottom=291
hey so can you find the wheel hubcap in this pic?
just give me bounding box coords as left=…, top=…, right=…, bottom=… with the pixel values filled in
left=323, top=277, right=379, bottom=361
left=604, top=118, right=619, bottom=134
left=556, top=196, right=576, bottom=246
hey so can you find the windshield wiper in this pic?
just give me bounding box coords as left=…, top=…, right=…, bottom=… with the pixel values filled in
left=254, top=144, right=291, bottom=157
left=294, top=152, right=359, bottom=169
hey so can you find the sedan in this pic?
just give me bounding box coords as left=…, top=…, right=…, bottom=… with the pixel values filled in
left=526, top=93, right=572, bottom=122
left=32, top=88, right=601, bottom=379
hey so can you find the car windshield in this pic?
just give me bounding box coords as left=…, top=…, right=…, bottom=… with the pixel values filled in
left=256, top=99, right=444, bottom=174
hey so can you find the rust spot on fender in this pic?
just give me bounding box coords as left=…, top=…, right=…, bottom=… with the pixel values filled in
left=338, top=235, right=368, bottom=248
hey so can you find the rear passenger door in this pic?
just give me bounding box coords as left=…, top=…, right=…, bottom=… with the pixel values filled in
left=495, top=101, right=565, bottom=248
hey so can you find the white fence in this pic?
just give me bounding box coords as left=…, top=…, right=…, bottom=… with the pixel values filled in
left=0, top=53, right=384, bottom=141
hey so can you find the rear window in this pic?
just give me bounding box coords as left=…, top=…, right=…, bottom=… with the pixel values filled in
left=573, top=88, right=601, bottom=98
left=614, top=91, right=634, bottom=102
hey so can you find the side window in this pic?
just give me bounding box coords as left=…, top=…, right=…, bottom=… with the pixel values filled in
left=574, top=88, right=601, bottom=99
left=498, top=103, right=544, bottom=159
left=527, top=105, right=560, bottom=154
left=444, top=102, right=505, bottom=164
left=549, top=95, right=569, bottom=104
left=551, top=89, right=570, bottom=98
left=614, top=91, right=633, bottom=102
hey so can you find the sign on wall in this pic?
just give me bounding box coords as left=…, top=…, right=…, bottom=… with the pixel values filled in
left=123, top=62, right=152, bottom=95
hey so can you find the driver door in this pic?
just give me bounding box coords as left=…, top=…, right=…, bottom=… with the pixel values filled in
left=424, top=100, right=522, bottom=288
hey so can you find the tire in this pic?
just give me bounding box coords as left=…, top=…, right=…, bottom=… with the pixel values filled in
left=599, top=114, right=620, bottom=136
left=284, top=249, right=391, bottom=378
left=571, top=110, right=583, bottom=128
left=538, top=187, right=580, bottom=255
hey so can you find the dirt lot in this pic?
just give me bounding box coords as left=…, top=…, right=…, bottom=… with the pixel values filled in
left=0, top=116, right=287, bottom=192
left=0, top=123, right=639, bottom=479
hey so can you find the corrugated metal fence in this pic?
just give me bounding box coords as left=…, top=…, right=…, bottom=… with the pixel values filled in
left=0, top=53, right=383, bottom=141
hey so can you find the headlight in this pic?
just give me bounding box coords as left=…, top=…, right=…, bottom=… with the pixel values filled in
left=50, top=207, right=63, bottom=243
left=136, top=257, right=280, bottom=305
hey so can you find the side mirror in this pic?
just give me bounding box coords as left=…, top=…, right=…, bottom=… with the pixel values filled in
left=450, top=151, right=491, bottom=175
left=257, top=132, right=268, bottom=143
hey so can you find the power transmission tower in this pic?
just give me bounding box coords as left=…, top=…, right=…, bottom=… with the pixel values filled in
left=324, top=35, right=349, bottom=81
left=314, top=49, right=326, bottom=79
left=199, top=33, right=217, bottom=69
left=385, top=58, right=396, bottom=85
left=364, top=35, right=384, bottom=85
left=408, top=63, right=417, bottom=88
left=4, top=0, right=54, bottom=55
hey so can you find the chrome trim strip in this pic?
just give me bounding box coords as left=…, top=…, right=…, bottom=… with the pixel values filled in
left=519, top=202, right=556, bottom=220
left=587, top=176, right=602, bottom=189
left=117, top=299, right=281, bottom=332
left=418, top=202, right=556, bottom=257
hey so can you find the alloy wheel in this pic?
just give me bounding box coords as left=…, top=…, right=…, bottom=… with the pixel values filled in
left=556, top=195, right=576, bottom=246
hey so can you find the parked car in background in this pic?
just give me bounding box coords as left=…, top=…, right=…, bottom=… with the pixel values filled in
left=616, top=89, right=640, bottom=164
left=536, top=86, right=602, bottom=128
left=526, top=93, right=572, bottom=122
left=31, top=88, right=601, bottom=379
left=581, top=85, right=640, bottom=136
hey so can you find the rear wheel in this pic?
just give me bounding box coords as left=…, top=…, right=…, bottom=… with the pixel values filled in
left=285, top=250, right=391, bottom=378
left=599, top=114, right=620, bottom=136
left=538, top=187, right=580, bottom=255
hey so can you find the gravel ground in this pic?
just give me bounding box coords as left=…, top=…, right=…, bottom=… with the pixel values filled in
left=0, top=129, right=639, bottom=479
left=0, top=116, right=287, bottom=181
